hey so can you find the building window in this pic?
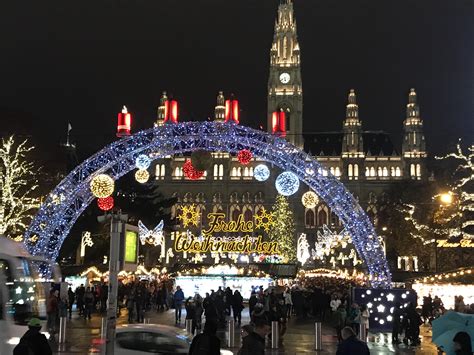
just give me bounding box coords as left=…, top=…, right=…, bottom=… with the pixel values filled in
left=416, top=163, right=421, bottom=179
left=244, top=209, right=253, bottom=222
left=382, top=167, right=388, bottom=177
left=390, top=167, right=395, bottom=177
left=370, top=167, right=376, bottom=177
left=354, top=164, right=359, bottom=180
left=365, top=167, right=370, bottom=177
left=317, top=209, right=328, bottom=226
left=213, top=164, right=224, bottom=180
left=396, top=167, right=401, bottom=177
left=348, top=164, right=353, bottom=180
left=330, top=167, right=335, bottom=175
left=377, top=167, right=383, bottom=177
left=173, top=166, right=183, bottom=179
left=410, top=164, right=416, bottom=178
left=305, top=209, right=315, bottom=228
left=155, top=164, right=165, bottom=180
left=335, top=167, right=341, bottom=178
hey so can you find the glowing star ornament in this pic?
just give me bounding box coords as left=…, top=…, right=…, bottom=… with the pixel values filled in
left=183, top=160, right=204, bottom=180
left=275, top=171, right=299, bottom=196
left=135, top=154, right=151, bottom=170
left=377, top=304, right=386, bottom=313
left=386, top=293, right=395, bottom=302
left=135, top=169, right=150, bottom=183
left=138, top=220, right=164, bottom=246
left=177, top=204, right=200, bottom=227
left=237, top=149, right=252, bottom=165
left=97, top=196, right=114, bottom=211
left=302, top=191, right=319, bottom=209
left=90, top=174, right=115, bottom=198
left=254, top=207, right=276, bottom=232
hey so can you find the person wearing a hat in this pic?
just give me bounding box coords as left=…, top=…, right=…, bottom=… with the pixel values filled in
left=13, top=318, right=52, bottom=355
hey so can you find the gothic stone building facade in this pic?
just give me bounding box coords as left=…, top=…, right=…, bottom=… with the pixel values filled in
left=151, top=0, right=428, bottom=265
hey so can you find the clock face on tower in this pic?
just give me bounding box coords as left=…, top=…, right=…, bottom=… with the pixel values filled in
left=279, top=72, right=290, bottom=84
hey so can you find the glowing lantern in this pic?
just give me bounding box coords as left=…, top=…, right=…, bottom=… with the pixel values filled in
left=135, top=154, right=151, bottom=170
left=254, top=164, right=270, bottom=182
left=97, top=196, right=114, bottom=211
left=90, top=174, right=115, bottom=198
left=237, top=149, right=252, bottom=165
left=275, top=171, right=299, bottom=196
left=135, top=169, right=150, bottom=184
left=116, top=106, right=131, bottom=137
left=302, top=191, right=319, bottom=208
left=183, top=160, right=204, bottom=180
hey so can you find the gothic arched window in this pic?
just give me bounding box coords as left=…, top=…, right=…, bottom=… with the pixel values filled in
left=317, top=208, right=328, bottom=226
left=305, top=209, right=315, bottom=228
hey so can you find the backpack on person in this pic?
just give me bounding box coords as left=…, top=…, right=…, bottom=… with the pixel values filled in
left=13, top=338, right=35, bottom=355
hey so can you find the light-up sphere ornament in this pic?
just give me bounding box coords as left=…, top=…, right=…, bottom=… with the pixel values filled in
left=254, top=164, right=270, bottom=182
left=97, top=196, right=114, bottom=211
left=237, top=149, right=252, bottom=165
left=183, top=160, right=204, bottom=180
left=90, top=174, right=115, bottom=198
left=135, top=154, right=151, bottom=170
left=275, top=171, right=300, bottom=196
left=302, top=191, right=319, bottom=208
left=135, top=169, right=150, bottom=183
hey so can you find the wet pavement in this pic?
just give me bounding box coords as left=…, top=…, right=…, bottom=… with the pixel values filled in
left=50, top=307, right=439, bottom=354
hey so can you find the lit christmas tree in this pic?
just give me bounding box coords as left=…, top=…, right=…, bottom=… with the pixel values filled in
left=269, top=194, right=296, bottom=262
left=404, top=140, right=474, bottom=243
left=0, top=136, right=40, bottom=238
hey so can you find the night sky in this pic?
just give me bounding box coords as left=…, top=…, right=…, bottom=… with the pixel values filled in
left=1, top=0, right=472, bottom=166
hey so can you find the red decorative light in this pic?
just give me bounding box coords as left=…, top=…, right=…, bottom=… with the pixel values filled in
left=183, top=160, right=204, bottom=180
left=271, top=110, right=286, bottom=137
left=97, top=196, right=114, bottom=211
left=116, top=106, right=132, bottom=137
left=237, top=149, right=252, bottom=165
left=170, top=100, right=178, bottom=123
left=224, top=98, right=239, bottom=124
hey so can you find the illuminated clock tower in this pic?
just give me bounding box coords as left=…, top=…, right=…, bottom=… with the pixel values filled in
left=267, top=0, right=303, bottom=148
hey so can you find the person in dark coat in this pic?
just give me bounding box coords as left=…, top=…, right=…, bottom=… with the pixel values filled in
left=232, top=290, right=244, bottom=325
left=67, top=287, right=75, bottom=319
left=174, top=285, right=185, bottom=324
left=248, top=293, right=258, bottom=315
left=336, top=326, right=370, bottom=355
left=188, top=320, right=220, bottom=355
left=238, top=319, right=270, bottom=355
left=453, top=331, right=473, bottom=355
left=225, top=287, right=233, bottom=315
left=392, top=302, right=403, bottom=344
left=185, top=297, right=197, bottom=334
left=13, top=318, right=52, bottom=355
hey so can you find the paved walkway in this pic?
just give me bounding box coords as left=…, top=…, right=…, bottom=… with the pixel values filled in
left=50, top=307, right=438, bottom=354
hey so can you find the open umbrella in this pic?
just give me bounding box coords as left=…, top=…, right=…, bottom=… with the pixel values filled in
left=432, top=311, right=474, bottom=355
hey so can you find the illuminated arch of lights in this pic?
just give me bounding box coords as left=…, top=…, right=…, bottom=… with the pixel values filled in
left=24, top=121, right=390, bottom=288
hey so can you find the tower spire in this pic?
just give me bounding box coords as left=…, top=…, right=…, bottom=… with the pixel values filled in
left=342, top=89, right=363, bottom=157
left=214, top=91, right=225, bottom=121
left=267, top=0, right=303, bottom=148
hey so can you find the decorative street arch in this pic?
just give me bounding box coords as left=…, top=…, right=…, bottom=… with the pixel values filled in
left=24, top=122, right=391, bottom=287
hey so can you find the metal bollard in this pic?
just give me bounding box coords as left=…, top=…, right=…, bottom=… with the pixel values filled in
left=314, top=322, right=322, bottom=350
left=359, top=323, right=367, bottom=342
left=59, top=316, right=67, bottom=344
left=143, top=318, right=150, bottom=324
left=227, top=319, right=235, bottom=347
left=271, top=321, right=279, bottom=349
left=185, top=319, right=193, bottom=334
left=100, top=317, right=107, bottom=339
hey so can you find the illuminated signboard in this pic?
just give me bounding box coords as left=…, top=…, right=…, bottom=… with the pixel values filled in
left=174, top=210, right=281, bottom=255
left=124, top=230, right=138, bottom=263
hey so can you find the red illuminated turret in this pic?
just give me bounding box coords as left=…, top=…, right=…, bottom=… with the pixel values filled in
left=272, top=109, right=286, bottom=137
left=224, top=94, right=240, bottom=124
left=156, top=91, right=179, bottom=126
left=116, top=105, right=132, bottom=137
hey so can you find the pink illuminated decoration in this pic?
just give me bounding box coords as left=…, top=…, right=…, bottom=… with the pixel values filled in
left=272, top=112, right=278, bottom=134
left=237, top=149, right=252, bottom=165
left=279, top=110, right=286, bottom=137
left=164, top=100, right=169, bottom=123
left=225, top=100, right=231, bottom=121
left=183, top=160, right=204, bottom=180
left=116, top=106, right=132, bottom=137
